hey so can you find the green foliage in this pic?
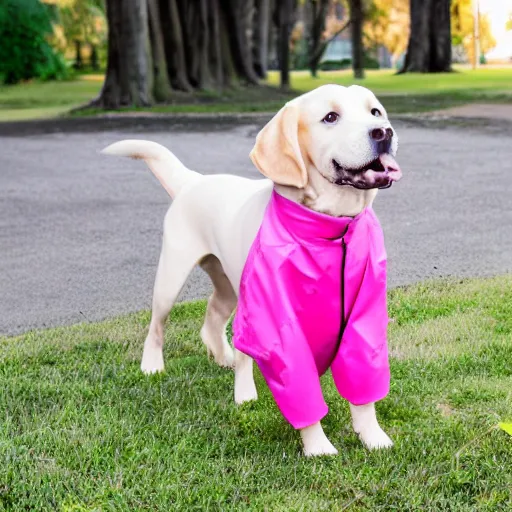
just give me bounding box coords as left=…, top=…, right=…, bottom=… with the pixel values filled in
left=54, top=0, right=107, bottom=69
left=292, top=38, right=310, bottom=70
left=0, top=0, right=68, bottom=84
left=363, top=52, right=380, bottom=69
left=57, top=0, right=106, bottom=45
left=319, top=54, right=379, bottom=71
left=363, top=0, right=409, bottom=61
left=320, top=58, right=352, bottom=71
left=451, top=0, right=496, bottom=59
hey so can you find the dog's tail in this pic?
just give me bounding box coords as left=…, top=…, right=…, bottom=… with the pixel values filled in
left=102, top=139, right=201, bottom=198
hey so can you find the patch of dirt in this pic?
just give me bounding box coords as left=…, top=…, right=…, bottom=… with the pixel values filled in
left=437, top=403, right=455, bottom=417
left=428, top=103, right=512, bottom=122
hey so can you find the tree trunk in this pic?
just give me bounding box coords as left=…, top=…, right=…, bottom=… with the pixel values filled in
left=148, top=0, right=173, bottom=101
left=74, top=40, right=83, bottom=70
left=277, top=0, right=295, bottom=90
left=95, top=0, right=152, bottom=108
left=278, top=7, right=290, bottom=89
left=219, top=4, right=238, bottom=87
left=348, top=0, right=364, bottom=79
left=90, top=43, right=99, bottom=70
left=430, top=0, right=452, bottom=71
left=253, top=0, right=270, bottom=78
left=209, top=0, right=224, bottom=88
left=225, top=0, right=260, bottom=84
left=400, top=0, right=452, bottom=73
left=309, top=0, right=329, bottom=78
left=177, top=1, right=200, bottom=86
left=400, top=0, right=431, bottom=72
left=159, top=0, right=192, bottom=92
left=196, top=0, right=212, bottom=89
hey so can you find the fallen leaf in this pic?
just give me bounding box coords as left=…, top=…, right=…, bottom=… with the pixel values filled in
left=498, top=423, right=512, bottom=437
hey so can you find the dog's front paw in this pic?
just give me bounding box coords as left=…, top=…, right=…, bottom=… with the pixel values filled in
left=234, top=379, right=258, bottom=404
left=358, top=426, right=393, bottom=450
left=301, top=423, right=338, bottom=457
left=303, top=438, right=338, bottom=457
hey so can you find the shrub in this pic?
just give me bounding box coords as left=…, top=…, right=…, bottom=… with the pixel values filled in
left=320, top=58, right=352, bottom=71
left=0, top=0, right=68, bottom=84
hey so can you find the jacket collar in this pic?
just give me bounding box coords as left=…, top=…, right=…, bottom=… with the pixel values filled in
left=271, top=189, right=367, bottom=241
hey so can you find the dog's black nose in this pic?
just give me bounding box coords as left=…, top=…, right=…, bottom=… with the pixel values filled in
left=371, top=127, right=393, bottom=153
left=370, top=128, right=393, bottom=142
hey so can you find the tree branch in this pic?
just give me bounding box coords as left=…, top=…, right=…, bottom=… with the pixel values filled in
left=312, top=19, right=351, bottom=62
left=326, top=19, right=352, bottom=45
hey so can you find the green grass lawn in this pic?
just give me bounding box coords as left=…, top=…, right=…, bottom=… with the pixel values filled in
left=1, top=276, right=511, bottom=510
left=270, top=67, right=512, bottom=95
left=1, top=67, right=512, bottom=122
left=0, top=75, right=102, bottom=122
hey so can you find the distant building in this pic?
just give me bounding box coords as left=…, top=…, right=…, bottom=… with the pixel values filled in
left=319, top=2, right=392, bottom=69
left=321, top=38, right=352, bottom=64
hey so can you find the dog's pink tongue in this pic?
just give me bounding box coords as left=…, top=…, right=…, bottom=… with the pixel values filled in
left=379, top=153, right=402, bottom=182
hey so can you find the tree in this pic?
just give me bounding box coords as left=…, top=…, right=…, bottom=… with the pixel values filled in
left=308, top=0, right=330, bottom=77
left=49, top=0, right=106, bottom=70
left=0, top=0, right=66, bottom=84
left=148, top=0, right=172, bottom=100
left=253, top=0, right=271, bottom=79
left=275, top=0, right=297, bottom=90
left=451, top=0, right=496, bottom=62
left=348, top=0, right=364, bottom=78
left=91, top=0, right=271, bottom=109
left=308, top=0, right=351, bottom=77
left=98, top=0, right=152, bottom=107
left=364, top=0, right=409, bottom=68
left=305, top=0, right=361, bottom=79
left=400, top=0, right=452, bottom=73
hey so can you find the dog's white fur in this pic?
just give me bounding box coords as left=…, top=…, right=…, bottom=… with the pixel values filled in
left=103, top=84, right=397, bottom=456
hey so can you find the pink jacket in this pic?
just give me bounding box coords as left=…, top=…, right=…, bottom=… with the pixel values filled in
left=233, top=190, right=390, bottom=429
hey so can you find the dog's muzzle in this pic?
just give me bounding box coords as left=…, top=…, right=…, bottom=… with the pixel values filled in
left=333, top=153, right=402, bottom=190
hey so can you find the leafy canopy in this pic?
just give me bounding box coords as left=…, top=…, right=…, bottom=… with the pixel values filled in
left=0, top=0, right=67, bottom=84
left=451, top=0, right=496, bottom=59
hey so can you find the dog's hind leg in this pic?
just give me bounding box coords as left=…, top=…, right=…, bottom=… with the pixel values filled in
left=199, top=255, right=237, bottom=368
left=199, top=255, right=257, bottom=403
left=141, top=219, right=205, bottom=374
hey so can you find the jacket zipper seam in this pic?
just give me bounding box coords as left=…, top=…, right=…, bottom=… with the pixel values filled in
left=331, top=225, right=349, bottom=366
left=337, top=237, right=347, bottom=346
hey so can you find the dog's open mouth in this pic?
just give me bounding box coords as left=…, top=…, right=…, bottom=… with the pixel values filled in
left=333, top=153, right=403, bottom=190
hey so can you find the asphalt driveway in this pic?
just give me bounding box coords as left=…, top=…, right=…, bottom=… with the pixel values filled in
left=1, top=120, right=511, bottom=335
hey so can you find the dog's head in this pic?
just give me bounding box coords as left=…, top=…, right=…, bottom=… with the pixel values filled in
left=250, top=84, right=402, bottom=195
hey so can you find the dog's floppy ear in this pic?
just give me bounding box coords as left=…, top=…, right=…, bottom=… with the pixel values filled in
left=250, top=103, right=308, bottom=188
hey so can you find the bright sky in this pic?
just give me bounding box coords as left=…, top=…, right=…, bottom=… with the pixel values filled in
left=480, top=0, right=512, bottom=58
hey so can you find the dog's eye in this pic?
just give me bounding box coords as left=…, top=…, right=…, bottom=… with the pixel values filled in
left=322, top=112, right=339, bottom=125
left=371, top=108, right=382, bottom=117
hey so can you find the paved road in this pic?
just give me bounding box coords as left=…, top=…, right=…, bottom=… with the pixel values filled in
left=1, top=120, right=511, bottom=335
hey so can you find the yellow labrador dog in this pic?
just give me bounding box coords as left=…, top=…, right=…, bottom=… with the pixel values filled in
left=103, top=84, right=402, bottom=456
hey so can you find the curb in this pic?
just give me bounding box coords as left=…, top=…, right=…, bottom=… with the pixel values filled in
left=1, top=111, right=510, bottom=137
left=0, top=112, right=275, bottom=137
